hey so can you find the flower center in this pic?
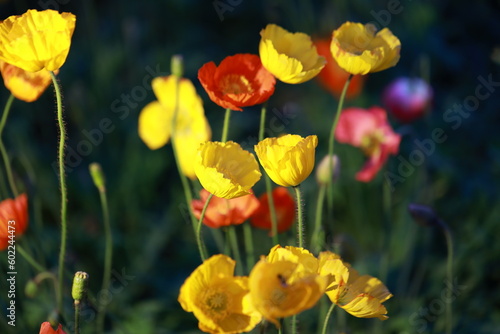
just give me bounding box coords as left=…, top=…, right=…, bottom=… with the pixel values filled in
left=220, top=74, right=253, bottom=95
left=360, top=130, right=385, bottom=156
left=205, top=291, right=229, bottom=315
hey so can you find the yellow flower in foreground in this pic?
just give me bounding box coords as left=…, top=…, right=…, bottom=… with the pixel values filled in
left=0, top=61, right=54, bottom=102
left=178, top=254, right=262, bottom=334
left=195, top=141, right=261, bottom=199
left=0, top=9, right=76, bottom=72
left=330, top=22, right=400, bottom=75
left=255, top=134, right=318, bottom=187
left=259, top=24, right=325, bottom=84
left=318, top=251, right=392, bottom=320
left=249, top=245, right=327, bottom=327
left=138, top=75, right=211, bottom=179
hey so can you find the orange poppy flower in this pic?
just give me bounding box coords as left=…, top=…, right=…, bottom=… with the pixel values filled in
left=314, top=37, right=364, bottom=99
left=198, top=53, right=276, bottom=111
left=39, top=322, right=66, bottom=334
left=250, top=187, right=295, bottom=235
left=191, top=189, right=260, bottom=228
left=0, top=193, right=28, bottom=250
left=0, top=61, right=56, bottom=102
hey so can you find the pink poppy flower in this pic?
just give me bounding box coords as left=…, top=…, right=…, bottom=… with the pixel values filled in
left=335, top=107, right=401, bottom=182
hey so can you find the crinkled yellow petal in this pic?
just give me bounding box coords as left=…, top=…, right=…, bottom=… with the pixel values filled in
left=0, top=61, right=54, bottom=102
left=267, top=245, right=319, bottom=277
left=318, top=254, right=350, bottom=303
left=339, top=293, right=389, bottom=320
left=138, top=101, right=172, bottom=150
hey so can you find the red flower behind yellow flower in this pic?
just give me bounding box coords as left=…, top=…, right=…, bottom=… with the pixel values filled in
left=198, top=54, right=275, bottom=111
left=192, top=189, right=260, bottom=228
left=250, top=187, right=295, bottom=235
left=0, top=61, right=55, bottom=102
left=0, top=193, right=28, bottom=250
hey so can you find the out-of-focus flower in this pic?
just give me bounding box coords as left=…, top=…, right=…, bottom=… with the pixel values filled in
left=138, top=75, right=211, bottom=179
left=408, top=203, right=445, bottom=229
left=255, top=134, right=318, bottom=187
left=39, top=322, right=66, bottom=334
left=249, top=245, right=327, bottom=327
left=0, top=9, right=76, bottom=72
left=259, top=24, right=325, bottom=84
left=314, top=37, right=364, bottom=99
left=0, top=193, right=28, bottom=250
left=318, top=251, right=392, bottom=320
left=0, top=61, right=55, bottom=102
left=315, top=154, right=340, bottom=186
left=330, top=22, right=400, bottom=75
left=178, top=254, right=262, bottom=334
left=250, top=187, right=295, bottom=235
left=198, top=54, right=275, bottom=111
left=195, top=141, right=261, bottom=199
left=383, top=77, right=433, bottom=123
left=192, top=189, right=260, bottom=228
left=335, top=107, right=400, bottom=182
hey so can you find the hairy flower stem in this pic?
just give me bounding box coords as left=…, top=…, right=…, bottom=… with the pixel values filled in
left=443, top=226, right=454, bottom=334
left=293, top=185, right=304, bottom=248
left=311, top=184, right=326, bottom=253
left=196, top=193, right=213, bottom=261
left=259, top=104, right=279, bottom=245
left=228, top=226, right=243, bottom=275
left=320, top=303, right=336, bottom=334
left=0, top=94, right=18, bottom=197
left=221, top=107, right=232, bottom=142
left=74, top=301, right=81, bottom=334
left=51, top=71, right=68, bottom=317
left=17, top=244, right=46, bottom=273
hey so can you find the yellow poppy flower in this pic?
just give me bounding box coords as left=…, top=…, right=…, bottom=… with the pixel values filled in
left=249, top=245, right=327, bottom=327
left=330, top=22, right=401, bottom=75
left=195, top=141, right=261, bottom=199
left=318, top=251, right=392, bottom=320
left=178, top=254, right=262, bottom=334
left=138, top=76, right=211, bottom=179
left=254, top=134, right=318, bottom=187
left=0, top=61, right=55, bottom=102
left=259, top=24, right=325, bottom=84
left=0, top=9, right=76, bottom=72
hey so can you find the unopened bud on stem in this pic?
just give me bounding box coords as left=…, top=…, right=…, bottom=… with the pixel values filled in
left=72, top=271, right=89, bottom=304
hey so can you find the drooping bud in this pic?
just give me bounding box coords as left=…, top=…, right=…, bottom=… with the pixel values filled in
left=89, top=163, right=106, bottom=192
left=171, top=54, right=184, bottom=78
left=72, top=271, right=89, bottom=304
left=316, top=154, right=340, bottom=186
left=408, top=203, right=444, bottom=229
left=25, top=279, right=38, bottom=298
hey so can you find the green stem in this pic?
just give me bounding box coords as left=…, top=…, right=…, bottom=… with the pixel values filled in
left=51, top=71, right=68, bottom=316
left=312, top=184, right=326, bottom=253
left=221, top=108, right=232, bottom=143
left=0, top=94, right=18, bottom=197
left=17, top=244, right=46, bottom=273
left=293, top=185, right=304, bottom=248
left=74, top=301, right=81, bottom=334
left=196, top=193, right=213, bottom=261
left=320, top=303, right=336, bottom=334
left=259, top=105, right=279, bottom=244
left=443, top=227, right=454, bottom=334
left=243, top=222, right=255, bottom=271
left=228, top=226, right=243, bottom=275
left=326, top=76, right=352, bottom=218
left=96, top=187, right=112, bottom=334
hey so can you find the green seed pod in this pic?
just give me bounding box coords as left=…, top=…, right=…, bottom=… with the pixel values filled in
left=89, top=163, right=106, bottom=192
left=72, top=271, right=89, bottom=303
left=171, top=54, right=184, bottom=78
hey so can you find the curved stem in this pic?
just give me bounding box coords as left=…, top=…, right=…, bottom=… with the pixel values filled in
left=311, top=184, right=326, bottom=253
left=443, top=227, right=454, bottom=334
left=51, top=71, right=68, bottom=316
left=293, top=185, right=304, bottom=248
left=228, top=226, right=243, bottom=275
left=320, top=303, right=336, bottom=334
left=17, top=244, right=46, bottom=273
left=0, top=94, right=18, bottom=197
left=326, top=76, right=352, bottom=218
left=221, top=108, right=232, bottom=143
left=196, top=193, right=213, bottom=261
left=96, top=186, right=112, bottom=334
left=259, top=105, right=279, bottom=244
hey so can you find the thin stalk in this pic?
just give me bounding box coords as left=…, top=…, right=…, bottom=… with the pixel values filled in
left=221, top=108, right=232, bottom=143
left=196, top=193, right=213, bottom=261
left=311, top=184, right=326, bottom=253
left=228, top=226, right=243, bottom=275
left=17, top=244, right=46, bottom=273
left=259, top=105, right=279, bottom=244
left=443, top=227, right=454, bottom=334
left=326, top=76, right=352, bottom=216
left=0, top=94, right=18, bottom=196
left=320, top=303, right=336, bottom=334
left=293, top=185, right=304, bottom=248
left=74, top=301, right=81, bottom=334
left=243, top=222, right=255, bottom=271
left=96, top=187, right=112, bottom=334
left=51, top=71, right=68, bottom=316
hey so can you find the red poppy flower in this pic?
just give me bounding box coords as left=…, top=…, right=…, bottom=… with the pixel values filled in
left=335, top=107, right=401, bottom=182
left=198, top=54, right=276, bottom=111
left=314, top=37, right=364, bottom=99
left=39, top=322, right=66, bottom=334
left=250, top=187, right=295, bottom=235
left=0, top=193, right=28, bottom=250
left=192, top=189, right=260, bottom=228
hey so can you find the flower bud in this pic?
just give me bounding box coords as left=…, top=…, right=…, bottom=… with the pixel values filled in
left=316, top=154, right=340, bottom=185
left=25, top=279, right=38, bottom=298
left=383, top=77, right=433, bottom=123
left=72, top=271, right=89, bottom=304
left=408, top=203, right=444, bottom=229
left=89, top=163, right=106, bottom=192
left=171, top=54, right=184, bottom=78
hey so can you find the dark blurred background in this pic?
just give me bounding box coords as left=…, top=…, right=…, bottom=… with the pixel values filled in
left=0, top=0, right=499, bottom=333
